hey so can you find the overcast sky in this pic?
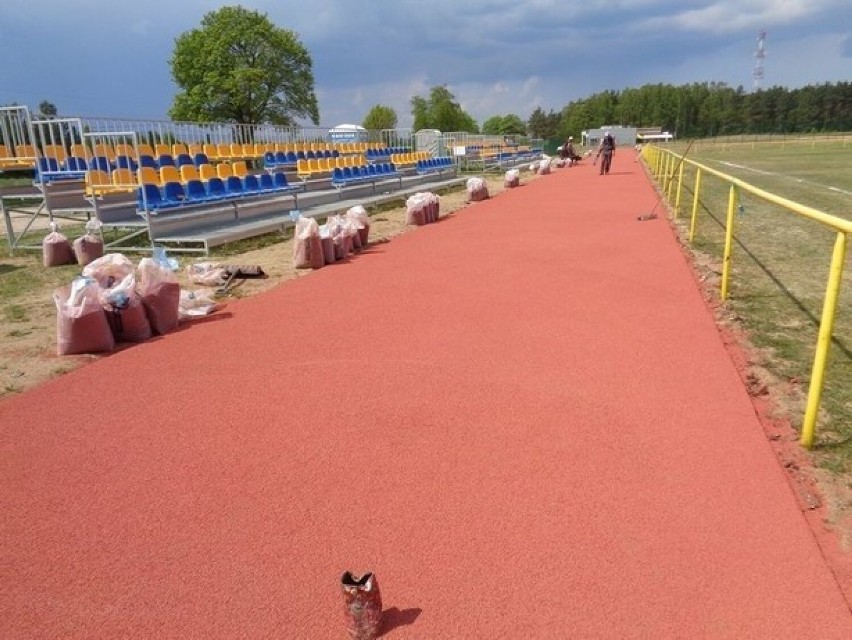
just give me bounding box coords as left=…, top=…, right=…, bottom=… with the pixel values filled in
left=0, top=0, right=849, bottom=128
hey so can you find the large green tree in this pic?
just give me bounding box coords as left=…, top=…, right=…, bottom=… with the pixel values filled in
left=362, top=105, right=398, bottom=131
left=411, top=86, right=479, bottom=133
left=527, top=107, right=560, bottom=139
left=38, top=101, right=58, bottom=118
left=169, top=5, right=319, bottom=125
left=482, top=113, right=527, bottom=135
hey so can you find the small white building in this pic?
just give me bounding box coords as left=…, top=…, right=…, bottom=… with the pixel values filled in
left=328, top=123, right=367, bottom=142
left=582, top=125, right=638, bottom=148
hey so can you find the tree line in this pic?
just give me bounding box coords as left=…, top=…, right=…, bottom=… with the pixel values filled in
left=528, top=81, right=852, bottom=142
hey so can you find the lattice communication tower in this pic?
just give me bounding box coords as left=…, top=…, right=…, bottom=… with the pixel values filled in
left=753, top=31, right=766, bottom=90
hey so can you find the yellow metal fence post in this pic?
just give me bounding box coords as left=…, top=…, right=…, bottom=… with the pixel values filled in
left=800, top=232, right=848, bottom=449
left=720, top=184, right=738, bottom=301
left=689, top=168, right=703, bottom=243
left=666, top=153, right=675, bottom=201
left=674, top=160, right=685, bottom=218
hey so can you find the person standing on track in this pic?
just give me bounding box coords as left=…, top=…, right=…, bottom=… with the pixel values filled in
left=597, top=131, right=616, bottom=175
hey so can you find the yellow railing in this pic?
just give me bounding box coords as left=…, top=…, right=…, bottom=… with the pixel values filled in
left=642, top=145, right=851, bottom=449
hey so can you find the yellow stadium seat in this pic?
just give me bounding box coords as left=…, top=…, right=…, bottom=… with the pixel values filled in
left=199, top=164, right=217, bottom=181
left=0, top=144, right=37, bottom=169
left=85, top=169, right=112, bottom=195
left=136, top=144, right=155, bottom=158
left=114, top=144, right=134, bottom=158
left=93, top=143, right=115, bottom=160
left=172, top=143, right=188, bottom=156
left=296, top=159, right=311, bottom=179
left=154, top=144, right=171, bottom=157
left=203, top=144, right=220, bottom=161
left=159, top=165, right=180, bottom=184
left=217, top=144, right=232, bottom=159
left=187, top=144, right=203, bottom=157
left=216, top=163, right=233, bottom=179
left=111, top=169, right=136, bottom=190
left=15, top=144, right=38, bottom=159
left=70, top=144, right=90, bottom=159
left=42, top=145, right=67, bottom=162
left=231, top=161, right=248, bottom=178
left=180, top=165, right=199, bottom=182
left=137, top=167, right=160, bottom=186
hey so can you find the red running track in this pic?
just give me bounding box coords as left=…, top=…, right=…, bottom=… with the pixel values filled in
left=2, top=160, right=851, bottom=638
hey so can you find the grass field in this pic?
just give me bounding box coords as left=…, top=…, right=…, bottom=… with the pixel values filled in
left=660, top=140, right=851, bottom=478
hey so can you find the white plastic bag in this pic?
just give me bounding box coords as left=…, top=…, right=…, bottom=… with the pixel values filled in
left=71, top=219, right=104, bottom=267
left=346, top=205, right=370, bottom=246
left=179, top=288, right=219, bottom=320
left=100, top=273, right=152, bottom=343
left=82, top=253, right=135, bottom=287
left=293, top=217, right=324, bottom=269
left=466, top=177, right=489, bottom=202
left=504, top=169, right=520, bottom=188
left=42, top=222, right=75, bottom=267
left=54, top=277, right=114, bottom=355
left=136, top=257, right=180, bottom=335
left=186, top=262, right=227, bottom=286
left=405, top=192, right=429, bottom=225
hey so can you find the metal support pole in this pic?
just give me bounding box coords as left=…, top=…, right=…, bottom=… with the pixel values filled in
left=801, top=232, right=847, bottom=448
left=720, top=184, right=738, bottom=301
left=674, top=160, right=685, bottom=218
left=688, top=168, right=703, bottom=243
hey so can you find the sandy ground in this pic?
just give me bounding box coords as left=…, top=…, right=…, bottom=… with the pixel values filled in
left=0, top=170, right=542, bottom=397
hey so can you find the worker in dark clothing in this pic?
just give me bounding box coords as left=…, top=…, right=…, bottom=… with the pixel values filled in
left=560, top=136, right=581, bottom=165
left=597, top=132, right=616, bottom=175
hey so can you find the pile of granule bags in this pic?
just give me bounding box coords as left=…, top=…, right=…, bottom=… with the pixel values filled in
left=405, top=192, right=440, bottom=225
left=504, top=169, right=520, bottom=188
left=293, top=205, right=371, bottom=269
left=54, top=253, right=216, bottom=356
left=466, top=178, right=489, bottom=202
left=42, top=220, right=105, bottom=268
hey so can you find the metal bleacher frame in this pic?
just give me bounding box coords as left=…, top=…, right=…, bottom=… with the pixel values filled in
left=2, top=113, right=473, bottom=255
left=1, top=112, right=97, bottom=251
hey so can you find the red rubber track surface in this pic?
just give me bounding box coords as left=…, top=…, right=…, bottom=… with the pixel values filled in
left=2, top=161, right=851, bottom=638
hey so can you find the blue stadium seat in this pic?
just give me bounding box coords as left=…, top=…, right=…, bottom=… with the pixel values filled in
left=185, top=179, right=209, bottom=202
left=225, top=175, right=244, bottom=196
left=175, top=153, right=194, bottom=167
left=137, top=183, right=171, bottom=210
left=163, top=181, right=185, bottom=205
left=243, top=174, right=261, bottom=194
left=258, top=173, right=275, bottom=193
left=64, top=156, right=88, bottom=172
left=89, top=156, right=112, bottom=173
left=157, top=154, right=175, bottom=167
left=273, top=172, right=290, bottom=190
left=194, top=153, right=209, bottom=166
left=206, top=177, right=227, bottom=199
left=139, top=155, right=157, bottom=169
left=115, top=155, right=138, bottom=171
